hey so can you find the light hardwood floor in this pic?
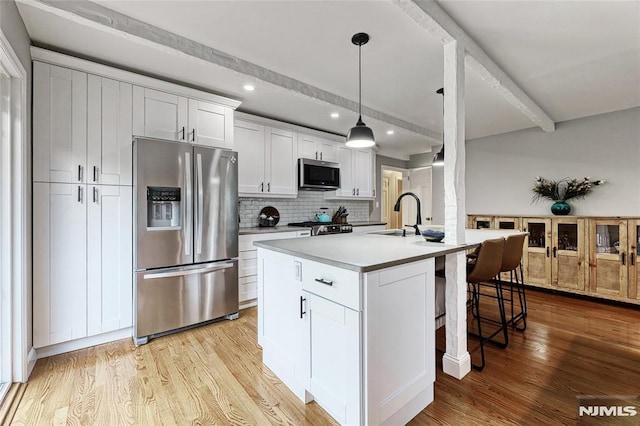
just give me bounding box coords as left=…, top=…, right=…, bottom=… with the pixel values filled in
left=7, top=288, right=640, bottom=425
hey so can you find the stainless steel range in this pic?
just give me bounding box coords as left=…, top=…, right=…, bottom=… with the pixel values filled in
left=288, top=221, right=353, bottom=236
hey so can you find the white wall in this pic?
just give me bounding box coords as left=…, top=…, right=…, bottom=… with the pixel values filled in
left=466, top=107, right=640, bottom=216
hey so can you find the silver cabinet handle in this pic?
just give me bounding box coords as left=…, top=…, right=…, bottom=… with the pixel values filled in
left=93, top=187, right=98, bottom=203
left=184, top=151, right=192, bottom=256
left=300, top=296, right=306, bottom=319
left=77, top=165, right=82, bottom=182
left=373, top=189, right=376, bottom=197
left=260, top=182, right=264, bottom=192
left=179, top=126, right=185, bottom=140
left=77, top=185, right=82, bottom=203
left=190, top=128, right=195, bottom=142
left=195, top=153, right=204, bottom=254
left=315, top=151, right=318, bottom=160
left=352, top=188, right=355, bottom=196
left=320, top=152, right=323, bottom=160
left=267, top=182, right=271, bottom=192
left=143, top=262, right=234, bottom=280
left=93, top=166, right=98, bottom=182
left=356, top=188, right=359, bottom=196
left=315, top=278, right=333, bottom=286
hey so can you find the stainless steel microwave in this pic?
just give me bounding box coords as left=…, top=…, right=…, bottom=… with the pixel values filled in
left=298, top=158, right=340, bottom=191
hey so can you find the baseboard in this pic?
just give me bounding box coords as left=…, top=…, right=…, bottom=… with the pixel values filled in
left=239, top=299, right=257, bottom=310
left=34, top=328, right=132, bottom=359
left=26, top=348, right=37, bottom=378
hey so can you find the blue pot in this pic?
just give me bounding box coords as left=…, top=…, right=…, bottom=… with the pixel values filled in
left=551, top=200, right=571, bottom=215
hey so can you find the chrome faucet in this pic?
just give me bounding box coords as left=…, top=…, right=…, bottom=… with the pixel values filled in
left=393, top=192, right=422, bottom=235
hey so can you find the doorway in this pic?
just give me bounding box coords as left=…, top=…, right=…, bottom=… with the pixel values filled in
left=382, top=168, right=404, bottom=229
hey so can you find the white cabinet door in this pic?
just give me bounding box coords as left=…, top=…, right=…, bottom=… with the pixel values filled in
left=354, top=148, right=374, bottom=197
left=87, top=185, right=133, bottom=336
left=188, top=99, right=233, bottom=149
left=234, top=119, right=266, bottom=194
left=305, top=292, right=361, bottom=425
left=299, top=134, right=336, bottom=161
left=33, top=183, right=88, bottom=348
left=257, top=250, right=308, bottom=401
left=87, top=76, right=133, bottom=186
left=334, top=145, right=354, bottom=197
left=317, top=138, right=336, bottom=162
left=265, top=127, right=297, bottom=196
left=33, top=62, right=87, bottom=184
left=133, top=86, right=188, bottom=141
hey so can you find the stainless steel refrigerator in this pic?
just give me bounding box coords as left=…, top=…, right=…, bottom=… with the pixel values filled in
left=133, top=137, right=239, bottom=345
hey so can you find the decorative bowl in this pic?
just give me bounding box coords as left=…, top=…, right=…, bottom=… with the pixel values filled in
left=421, top=229, right=445, bottom=243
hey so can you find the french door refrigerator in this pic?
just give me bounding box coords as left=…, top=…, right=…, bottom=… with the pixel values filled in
left=133, top=137, right=238, bottom=345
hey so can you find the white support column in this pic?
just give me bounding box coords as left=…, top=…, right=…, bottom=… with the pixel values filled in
left=442, top=40, right=471, bottom=379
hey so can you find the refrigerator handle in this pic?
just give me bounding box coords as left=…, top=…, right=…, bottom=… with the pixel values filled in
left=196, top=153, right=204, bottom=254
left=143, top=262, right=235, bottom=280
left=184, top=151, right=192, bottom=256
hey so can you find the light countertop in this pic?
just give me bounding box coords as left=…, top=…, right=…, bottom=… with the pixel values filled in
left=253, top=228, right=526, bottom=273
left=238, top=226, right=303, bottom=235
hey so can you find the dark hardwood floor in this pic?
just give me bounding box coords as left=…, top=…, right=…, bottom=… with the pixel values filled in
left=7, top=288, right=640, bottom=425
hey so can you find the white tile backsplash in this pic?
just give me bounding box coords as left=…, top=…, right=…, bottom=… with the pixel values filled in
left=239, top=191, right=370, bottom=227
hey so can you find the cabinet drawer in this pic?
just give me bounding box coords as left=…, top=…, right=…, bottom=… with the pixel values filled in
left=239, top=276, right=257, bottom=302
left=300, top=259, right=360, bottom=311
left=239, top=231, right=298, bottom=251
left=239, top=255, right=257, bottom=278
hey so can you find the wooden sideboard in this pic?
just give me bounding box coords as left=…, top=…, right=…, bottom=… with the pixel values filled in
left=468, top=214, right=640, bottom=306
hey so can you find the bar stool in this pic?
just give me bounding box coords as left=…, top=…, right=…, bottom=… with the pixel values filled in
left=467, top=237, right=507, bottom=371
left=499, top=233, right=528, bottom=331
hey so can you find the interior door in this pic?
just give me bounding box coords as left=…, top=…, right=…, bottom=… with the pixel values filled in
left=135, top=138, right=193, bottom=270
left=193, top=145, right=238, bottom=263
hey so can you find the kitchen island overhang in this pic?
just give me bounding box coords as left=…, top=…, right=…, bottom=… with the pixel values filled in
left=254, top=232, right=479, bottom=425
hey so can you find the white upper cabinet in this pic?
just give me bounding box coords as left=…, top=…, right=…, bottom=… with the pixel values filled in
left=266, top=127, right=298, bottom=196
left=235, top=120, right=266, bottom=194
left=188, top=99, right=234, bottom=149
left=331, top=145, right=375, bottom=199
left=234, top=119, right=298, bottom=197
left=133, top=87, right=188, bottom=141
left=33, top=62, right=87, bottom=184
left=33, top=62, right=133, bottom=186
left=298, top=133, right=336, bottom=162
left=133, top=87, right=234, bottom=149
left=87, top=75, right=133, bottom=186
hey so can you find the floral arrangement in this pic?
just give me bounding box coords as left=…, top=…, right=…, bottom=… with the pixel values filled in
left=531, top=176, right=605, bottom=202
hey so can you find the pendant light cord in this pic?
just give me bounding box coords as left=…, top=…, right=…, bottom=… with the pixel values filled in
left=358, top=43, right=362, bottom=118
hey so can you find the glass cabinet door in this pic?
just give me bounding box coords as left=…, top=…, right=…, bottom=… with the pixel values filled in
left=522, top=218, right=552, bottom=287
left=588, top=219, right=628, bottom=298
left=551, top=218, right=586, bottom=290
left=495, top=217, right=521, bottom=231
left=628, top=220, right=639, bottom=300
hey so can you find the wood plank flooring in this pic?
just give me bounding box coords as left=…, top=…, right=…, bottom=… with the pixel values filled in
left=8, top=288, right=640, bottom=425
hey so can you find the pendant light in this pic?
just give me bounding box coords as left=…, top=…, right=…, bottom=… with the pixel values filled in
left=432, top=87, right=445, bottom=166
left=346, top=32, right=375, bottom=148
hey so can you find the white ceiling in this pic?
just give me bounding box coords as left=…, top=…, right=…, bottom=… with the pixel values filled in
left=16, top=0, right=640, bottom=159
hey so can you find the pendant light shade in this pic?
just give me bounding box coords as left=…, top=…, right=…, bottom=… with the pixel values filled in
left=346, top=33, right=375, bottom=148
left=432, top=87, right=445, bottom=166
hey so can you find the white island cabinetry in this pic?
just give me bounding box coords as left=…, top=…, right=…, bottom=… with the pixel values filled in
left=257, top=234, right=441, bottom=425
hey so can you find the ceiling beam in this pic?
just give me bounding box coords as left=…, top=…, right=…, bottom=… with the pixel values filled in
left=22, top=0, right=443, bottom=143
left=392, top=0, right=556, bottom=132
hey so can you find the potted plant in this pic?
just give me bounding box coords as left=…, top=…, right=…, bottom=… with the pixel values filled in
left=531, top=176, right=605, bottom=215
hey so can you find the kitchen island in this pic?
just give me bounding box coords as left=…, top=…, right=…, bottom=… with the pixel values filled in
left=254, top=232, right=480, bottom=425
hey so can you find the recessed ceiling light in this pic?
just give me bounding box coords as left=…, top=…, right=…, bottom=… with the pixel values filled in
left=243, top=84, right=255, bottom=91
left=386, top=130, right=394, bottom=135
left=330, top=112, right=340, bottom=118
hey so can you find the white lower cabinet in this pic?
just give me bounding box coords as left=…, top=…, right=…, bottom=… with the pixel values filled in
left=304, top=292, right=360, bottom=425
left=33, top=183, right=133, bottom=348
left=258, top=249, right=436, bottom=426
left=257, top=250, right=309, bottom=400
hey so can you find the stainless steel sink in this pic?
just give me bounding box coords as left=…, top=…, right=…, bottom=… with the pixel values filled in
left=367, top=229, right=408, bottom=236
